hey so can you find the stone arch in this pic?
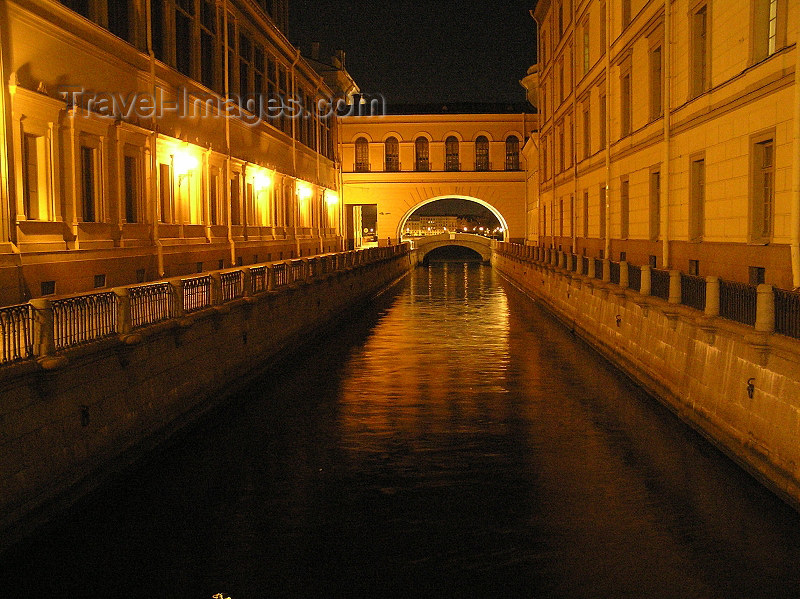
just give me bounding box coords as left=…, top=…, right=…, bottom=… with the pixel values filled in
left=441, top=130, right=465, bottom=142
left=413, top=233, right=493, bottom=263
left=412, top=131, right=434, bottom=142
left=471, top=130, right=495, bottom=142
left=395, top=195, right=510, bottom=242
left=350, top=132, right=374, bottom=143
left=381, top=131, right=404, bottom=142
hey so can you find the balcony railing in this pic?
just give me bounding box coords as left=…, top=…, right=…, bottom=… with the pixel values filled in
left=650, top=269, right=670, bottom=301
left=52, top=292, right=118, bottom=351
left=250, top=265, right=268, bottom=294
left=130, top=282, right=175, bottom=329
left=628, top=265, right=642, bottom=292
left=775, top=288, right=800, bottom=339
left=719, top=280, right=757, bottom=327
left=609, top=261, right=621, bottom=285
left=0, top=303, right=33, bottom=363
left=220, top=271, right=244, bottom=302
left=182, top=276, right=212, bottom=314
left=681, top=274, right=707, bottom=312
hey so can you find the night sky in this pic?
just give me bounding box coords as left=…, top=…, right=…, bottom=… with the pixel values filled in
left=289, top=0, right=537, bottom=105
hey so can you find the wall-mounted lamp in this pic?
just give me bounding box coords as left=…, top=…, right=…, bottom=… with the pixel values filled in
left=325, top=191, right=339, bottom=206
left=174, top=148, right=198, bottom=183
left=253, top=170, right=273, bottom=193
left=297, top=184, right=312, bottom=200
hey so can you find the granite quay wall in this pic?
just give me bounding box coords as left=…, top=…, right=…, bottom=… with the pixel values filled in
left=0, top=246, right=416, bottom=549
left=493, top=243, right=800, bottom=510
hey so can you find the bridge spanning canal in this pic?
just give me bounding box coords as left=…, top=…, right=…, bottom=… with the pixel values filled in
left=1, top=260, right=800, bottom=598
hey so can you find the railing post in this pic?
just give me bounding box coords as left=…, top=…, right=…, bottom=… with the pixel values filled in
left=602, top=259, right=611, bottom=283
left=29, top=298, right=55, bottom=359
left=756, top=284, right=775, bottom=333
left=267, top=265, right=276, bottom=291
left=705, top=276, right=720, bottom=317
left=303, top=258, right=311, bottom=283
left=242, top=267, right=252, bottom=297
left=170, top=278, right=186, bottom=318
left=640, top=265, right=652, bottom=296
left=209, top=272, right=223, bottom=305
left=587, top=257, right=596, bottom=279
left=559, top=251, right=567, bottom=269
left=668, top=270, right=681, bottom=304
left=566, top=253, right=574, bottom=272
left=112, top=287, right=132, bottom=336
left=620, top=261, right=629, bottom=289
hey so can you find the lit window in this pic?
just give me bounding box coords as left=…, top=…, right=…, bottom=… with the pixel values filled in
left=415, top=137, right=429, bottom=171
left=750, top=138, right=774, bottom=243
left=689, top=157, right=705, bottom=242
left=753, top=0, right=785, bottom=61
left=690, top=4, right=709, bottom=98
left=80, top=145, right=97, bottom=223
left=475, top=136, right=489, bottom=171
left=505, top=136, right=520, bottom=171
left=445, top=136, right=460, bottom=172
left=355, top=137, right=370, bottom=172
left=385, top=137, right=399, bottom=171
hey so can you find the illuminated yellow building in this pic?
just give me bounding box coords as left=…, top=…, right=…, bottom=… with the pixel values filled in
left=0, top=0, right=347, bottom=304
left=340, top=107, right=535, bottom=246
left=526, top=0, right=800, bottom=289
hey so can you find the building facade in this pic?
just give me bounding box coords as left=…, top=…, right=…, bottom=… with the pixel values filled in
left=526, top=0, right=800, bottom=289
left=340, top=108, right=535, bottom=246
left=0, top=0, right=346, bottom=305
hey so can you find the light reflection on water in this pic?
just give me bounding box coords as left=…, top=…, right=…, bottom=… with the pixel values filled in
left=2, top=262, right=800, bottom=598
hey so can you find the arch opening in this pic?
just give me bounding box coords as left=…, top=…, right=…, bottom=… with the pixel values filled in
left=397, top=196, right=509, bottom=243
left=422, top=245, right=484, bottom=266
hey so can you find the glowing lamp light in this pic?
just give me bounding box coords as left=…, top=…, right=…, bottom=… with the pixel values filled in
left=253, top=170, right=273, bottom=192
left=297, top=184, right=313, bottom=200
left=325, top=191, right=339, bottom=206
left=174, top=150, right=198, bottom=176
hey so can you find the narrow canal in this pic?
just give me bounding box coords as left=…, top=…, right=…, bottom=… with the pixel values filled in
left=3, top=263, right=800, bottom=598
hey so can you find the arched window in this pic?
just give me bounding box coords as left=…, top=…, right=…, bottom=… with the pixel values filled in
left=355, top=137, right=369, bottom=172
left=505, top=135, right=520, bottom=171
left=445, top=136, right=459, bottom=171
left=415, top=137, right=429, bottom=171
left=475, top=136, right=489, bottom=171
left=385, top=137, right=399, bottom=171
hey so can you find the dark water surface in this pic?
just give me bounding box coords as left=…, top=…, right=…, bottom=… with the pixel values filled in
left=3, top=264, right=800, bottom=598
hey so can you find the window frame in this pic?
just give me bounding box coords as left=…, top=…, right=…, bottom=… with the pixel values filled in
left=749, top=131, right=776, bottom=244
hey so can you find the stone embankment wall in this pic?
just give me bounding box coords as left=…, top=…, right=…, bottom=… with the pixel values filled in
left=0, top=251, right=416, bottom=548
left=494, top=251, right=800, bottom=509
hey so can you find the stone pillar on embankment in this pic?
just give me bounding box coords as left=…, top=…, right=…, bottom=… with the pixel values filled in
left=492, top=249, right=800, bottom=511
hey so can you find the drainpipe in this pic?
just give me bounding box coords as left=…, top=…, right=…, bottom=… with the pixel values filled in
left=792, top=39, right=800, bottom=289
left=0, top=14, right=15, bottom=247
left=571, top=0, right=578, bottom=257
left=145, top=0, right=164, bottom=276
left=662, top=0, right=672, bottom=270
left=604, top=0, right=611, bottom=260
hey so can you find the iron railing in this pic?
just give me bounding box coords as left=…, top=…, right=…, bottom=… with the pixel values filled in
left=609, top=261, right=620, bottom=285
left=0, top=303, right=33, bottom=363
left=183, top=276, right=212, bottom=313
left=250, top=266, right=268, bottom=294
left=52, top=292, right=117, bottom=351
left=681, top=274, right=707, bottom=312
left=594, top=258, right=604, bottom=280
left=272, top=263, right=288, bottom=288
left=130, top=283, right=175, bottom=329
left=581, top=257, right=589, bottom=276
left=775, top=288, right=800, bottom=339
left=289, top=260, right=306, bottom=284
left=220, top=271, right=244, bottom=302
left=650, top=269, right=670, bottom=300
left=628, top=265, right=642, bottom=292
left=719, top=280, right=757, bottom=326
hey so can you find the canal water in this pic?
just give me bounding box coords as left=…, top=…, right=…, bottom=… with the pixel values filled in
left=3, top=263, right=800, bottom=598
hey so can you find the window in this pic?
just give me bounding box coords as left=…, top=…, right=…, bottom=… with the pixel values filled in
left=599, top=1, right=606, bottom=50
left=355, top=137, right=370, bottom=172
left=649, top=45, right=663, bottom=120
left=239, top=32, right=252, bottom=100
left=415, top=137, right=429, bottom=171
left=151, top=0, right=165, bottom=61
left=159, top=163, right=172, bottom=223
left=559, top=57, right=565, bottom=102
left=200, top=0, right=217, bottom=90
left=649, top=169, right=661, bottom=241
left=582, top=18, right=590, bottom=75
left=569, top=195, right=575, bottom=237
left=225, top=19, right=237, bottom=96
left=541, top=135, right=548, bottom=180
left=558, top=123, right=565, bottom=173
left=750, top=137, right=774, bottom=243
left=583, top=190, right=589, bottom=237
left=175, top=0, right=195, bottom=77
left=620, top=176, right=629, bottom=240
left=599, top=91, right=607, bottom=147
left=753, top=0, right=785, bottom=62
left=599, top=184, right=607, bottom=239
left=505, top=136, right=520, bottom=171
left=582, top=101, right=591, bottom=158
left=689, top=260, right=700, bottom=276
left=559, top=199, right=564, bottom=238
left=94, top=274, right=106, bottom=289
left=649, top=255, right=658, bottom=268
left=123, top=153, right=140, bottom=223
left=253, top=46, right=265, bottom=101
left=385, top=137, right=399, bottom=171
left=22, top=133, right=44, bottom=220
left=209, top=169, right=220, bottom=225
left=690, top=3, right=709, bottom=98
left=475, top=136, right=489, bottom=171
left=80, top=145, right=97, bottom=222
left=446, top=136, right=460, bottom=171
left=749, top=266, right=766, bottom=285
left=541, top=30, right=547, bottom=66
left=230, top=176, right=241, bottom=225
left=41, top=280, right=56, bottom=296
left=689, top=156, right=705, bottom=242
left=622, top=0, right=631, bottom=29
left=108, top=0, right=133, bottom=44
left=620, top=66, right=632, bottom=137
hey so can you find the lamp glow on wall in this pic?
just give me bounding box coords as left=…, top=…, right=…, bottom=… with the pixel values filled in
left=253, top=170, right=273, bottom=193
left=174, top=148, right=199, bottom=181
left=297, top=183, right=313, bottom=201
left=325, top=191, right=339, bottom=206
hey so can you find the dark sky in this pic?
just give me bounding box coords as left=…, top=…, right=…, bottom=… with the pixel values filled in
left=289, top=0, right=537, bottom=105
